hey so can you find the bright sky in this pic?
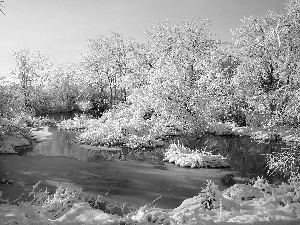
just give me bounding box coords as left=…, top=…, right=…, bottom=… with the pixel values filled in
left=0, top=0, right=286, bottom=76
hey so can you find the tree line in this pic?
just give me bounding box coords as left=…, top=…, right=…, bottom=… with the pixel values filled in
left=1, top=0, right=300, bottom=131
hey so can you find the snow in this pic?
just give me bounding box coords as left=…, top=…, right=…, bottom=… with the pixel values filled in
left=30, top=126, right=53, bottom=141
left=0, top=126, right=54, bottom=153
left=163, top=142, right=230, bottom=168
left=2, top=177, right=300, bottom=224
left=206, top=121, right=300, bottom=145
left=0, top=135, right=30, bottom=153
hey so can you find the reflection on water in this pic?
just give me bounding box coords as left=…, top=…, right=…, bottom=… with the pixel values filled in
left=18, top=126, right=165, bottom=164
left=19, top=126, right=112, bottom=162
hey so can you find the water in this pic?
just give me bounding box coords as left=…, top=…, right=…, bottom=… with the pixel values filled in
left=1, top=125, right=231, bottom=210
left=0, top=116, right=290, bottom=210
left=16, top=125, right=289, bottom=180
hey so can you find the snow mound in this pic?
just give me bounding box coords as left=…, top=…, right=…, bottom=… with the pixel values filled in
left=222, top=184, right=264, bottom=201
left=163, top=142, right=230, bottom=168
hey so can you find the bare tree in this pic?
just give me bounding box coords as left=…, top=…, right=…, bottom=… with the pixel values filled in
left=0, top=1, right=4, bottom=15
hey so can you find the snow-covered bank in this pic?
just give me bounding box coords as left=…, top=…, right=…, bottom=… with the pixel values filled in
left=206, top=121, right=300, bottom=145
left=2, top=177, right=300, bottom=224
left=0, top=118, right=31, bottom=153
left=0, top=135, right=30, bottom=153
left=0, top=126, right=53, bottom=153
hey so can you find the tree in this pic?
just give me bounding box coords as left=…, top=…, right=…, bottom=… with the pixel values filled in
left=231, top=0, right=300, bottom=127
left=12, top=49, right=52, bottom=112
left=83, top=32, right=138, bottom=109
left=146, top=20, right=218, bottom=84
left=195, top=42, right=250, bottom=126
left=0, top=81, right=23, bottom=119
left=126, top=20, right=220, bottom=134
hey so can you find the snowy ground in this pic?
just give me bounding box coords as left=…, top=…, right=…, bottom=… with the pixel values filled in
left=1, top=178, right=300, bottom=224
left=0, top=126, right=52, bottom=153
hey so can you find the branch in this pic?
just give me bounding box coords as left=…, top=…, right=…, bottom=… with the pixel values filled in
left=0, top=1, right=5, bottom=15
left=275, top=21, right=281, bottom=47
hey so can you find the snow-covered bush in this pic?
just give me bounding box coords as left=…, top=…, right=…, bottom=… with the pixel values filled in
left=163, top=142, right=230, bottom=168
left=58, top=114, right=97, bottom=131
left=265, top=145, right=300, bottom=179
left=222, top=184, right=264, bottom=201
left=59, top=103, right=166, bottom=148
left=0, top=117, right=31, bottom=140
left=77, top=100, right=92, bottom=113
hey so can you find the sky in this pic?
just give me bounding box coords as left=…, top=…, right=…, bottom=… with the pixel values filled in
left=0, top=0, right=286, bottom=76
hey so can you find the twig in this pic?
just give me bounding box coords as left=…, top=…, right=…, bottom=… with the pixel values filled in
left=149, top=196, right=161, bottom=207
left=0, top=1, right=4, bottom=15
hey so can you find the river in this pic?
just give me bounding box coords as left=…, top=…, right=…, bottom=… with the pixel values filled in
left=0, top=114, right=288, bottom=211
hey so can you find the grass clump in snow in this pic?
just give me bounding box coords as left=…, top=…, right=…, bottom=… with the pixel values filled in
left=163, top=142, right=230, bottom=168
